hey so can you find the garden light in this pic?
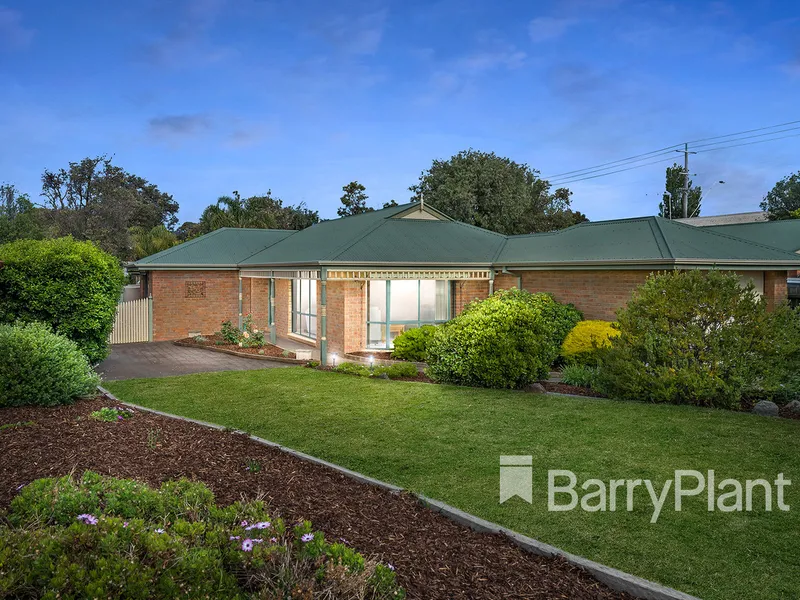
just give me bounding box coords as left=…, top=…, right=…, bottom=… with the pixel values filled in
left=331, top=353, right=338, bottom=367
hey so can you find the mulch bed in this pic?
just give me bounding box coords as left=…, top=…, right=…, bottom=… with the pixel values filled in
left=177, top=334, right=296, bottom=358
left=542, top=381, right=607, bottom=398
left=0, top=398, right=631, bottom=600
left=348, top=350, right=397, bottom=360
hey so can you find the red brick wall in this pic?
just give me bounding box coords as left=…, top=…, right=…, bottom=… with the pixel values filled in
left=151, top=270, right=238, bottom=341
left=764, top=270, right=789, bottom=311
left=519, top=270, right=652, bottom=321
left=241, top=278, right=269, bottom=331
left=452, top=280, right=491, bottom=315
left=326, top=280, right=366, bottom=354
left=274, top=279, right=292, bottom=340
left=493, top=273, right=519, bottom=291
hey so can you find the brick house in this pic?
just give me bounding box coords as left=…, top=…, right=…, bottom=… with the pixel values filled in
left=131, top=202, right=800, bottom=365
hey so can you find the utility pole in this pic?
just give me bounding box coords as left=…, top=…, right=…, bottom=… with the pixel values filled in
left=676, top=143, right=697, bottom=218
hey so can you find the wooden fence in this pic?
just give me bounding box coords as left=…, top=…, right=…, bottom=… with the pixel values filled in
left=109, top=297, right=152, bottom=344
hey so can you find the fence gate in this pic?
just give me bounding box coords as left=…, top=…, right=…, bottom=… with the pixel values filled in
left=109, top=297, right=152, bottom=344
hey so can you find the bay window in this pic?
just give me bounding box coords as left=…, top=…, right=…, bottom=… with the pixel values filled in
left=367, top=280, right=449, bottom=349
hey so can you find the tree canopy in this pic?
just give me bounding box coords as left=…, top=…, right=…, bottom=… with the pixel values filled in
left=761, top=171, right=800, bottom=220
left=338, top=181, right=373, bottom=217
left=408, top=149, right=587, bottom=235
left=198, top=190, right=319, bottom=235
left=658, top=163, right=702, bottom=219
left=0, top=184, right=45, bottom=244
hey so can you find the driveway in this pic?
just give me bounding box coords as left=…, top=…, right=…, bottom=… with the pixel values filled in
left=98, top=342, right=292, bottom=381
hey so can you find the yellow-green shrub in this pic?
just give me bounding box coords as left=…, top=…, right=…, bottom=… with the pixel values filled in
left=561, top=320, right=619, bottom=366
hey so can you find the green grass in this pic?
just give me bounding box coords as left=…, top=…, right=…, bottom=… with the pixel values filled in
left=106, top=368, right=800, bottom=600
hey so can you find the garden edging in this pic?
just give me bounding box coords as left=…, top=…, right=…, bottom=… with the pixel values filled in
left=172, top=340, right=307, bottom=364
left=98, top=385, right=700, bottom=600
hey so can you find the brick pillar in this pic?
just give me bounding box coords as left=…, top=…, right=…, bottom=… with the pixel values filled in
left=764, top=270, right=788, bottom=311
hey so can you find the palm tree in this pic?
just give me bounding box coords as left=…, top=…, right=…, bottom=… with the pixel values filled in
left=199, top=192, right=277, bottom=233
left=129, top=225, right=178, bottom=259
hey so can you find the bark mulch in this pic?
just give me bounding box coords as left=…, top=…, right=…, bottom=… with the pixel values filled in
left=541, top=382, right=607, bottom=398
left=348, top=351, right=396, bottom=360
left=0, top=398, right=632, bottom=600
left=177, top=334, right=296, bottom=358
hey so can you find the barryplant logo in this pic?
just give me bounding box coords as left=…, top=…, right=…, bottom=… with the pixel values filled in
left=499, top=457, right=791, bottom=523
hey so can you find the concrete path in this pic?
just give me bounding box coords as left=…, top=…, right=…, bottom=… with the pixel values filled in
left=98, top=342, right=292, bottom=381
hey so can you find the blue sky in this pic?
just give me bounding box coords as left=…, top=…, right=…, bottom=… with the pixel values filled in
left=1, top=0, right=798, bottom=224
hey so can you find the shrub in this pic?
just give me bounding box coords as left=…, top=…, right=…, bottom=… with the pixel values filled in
left=218, top=320, right=239, bottom=344
left=391, top=325, right=437, bottom=362
left=561, top=364, right=597, bottom=388
left=373, top=362, right=419, bottom=379
left=426, top=289, right=574, bottom=389
left=595, top=270, right=784, bottom=409
left=561, top=320, right=619, bottom=366
left=0, top=237, right=124, bottom=363
left=334, top=361, right=372, bottom=377
left=2, top=472, right=404, bottom=599
left=90, top=406, right=134, bottom=422
left=743, top=304, right=800, bottom=404
left=217, top=315, right=265, bottom=348
left=0, top=322, right=100, bottom=408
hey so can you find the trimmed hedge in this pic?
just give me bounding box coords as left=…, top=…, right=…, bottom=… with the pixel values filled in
left=0, top=237, right=124, bottom=363
left=426, top=289, right=580, bottom=389
left=2, top=472, right=404, bottom=599
left=0, top=322, right=100, bottom=407
left=561, top=320, right=619, bottom=366
left=391, top=325, right=437, bottom=362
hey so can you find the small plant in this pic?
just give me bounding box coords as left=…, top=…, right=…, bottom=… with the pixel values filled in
left=0, top=421, right=34, bottom=432
left=239, top=315, right=265, bottom=348
left=281, top=349, right=290, bottom=357
left=561, top=320, right=619, bottom=367
left=373, top=363, right=419, bottom=379
left=257, top=349, right=265, bottom=355
left=193, top=334, right=207, bottom=343
left=561, top=364, right=597, bottom=388
left=90, top=407, right=134, bottom=422
left=215, top=340, right=224, bottom=345
left=306, top=360, right=320, bottom=368
left=146, top=428, right=163, bottom=450
left=245, top=458, right=262, bottom=473
left=391, top=325, right=437, bottom=362
left=218, top=320, right=239, bottom=345
left=334, top=362, right=372, bottom=377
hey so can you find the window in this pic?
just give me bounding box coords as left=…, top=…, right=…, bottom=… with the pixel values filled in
left=367, top=280, right=449, bottom=349
left=291, top=279, right=317, bottom=339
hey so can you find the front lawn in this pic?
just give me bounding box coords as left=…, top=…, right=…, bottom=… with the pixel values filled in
left=107, top=368, right=800, bottom=600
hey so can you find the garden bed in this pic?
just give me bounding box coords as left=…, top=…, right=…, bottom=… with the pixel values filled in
left=0, top=398, right=629, bottom=600
left=175, top=335, right=303, bottom=362
left=542, top=381, right=606, bottom=398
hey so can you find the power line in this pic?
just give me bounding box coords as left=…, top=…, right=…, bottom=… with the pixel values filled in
left=686, top=119, right=800, bottom=144
left=548, top=154, right=681, bottom=186
left=542, top=145, right=682, bottom=180
left=694, top=131, right=800, bottom=153
left=690, top=125, right=800, bottom=150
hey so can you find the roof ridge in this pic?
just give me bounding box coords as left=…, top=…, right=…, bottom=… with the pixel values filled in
left=664, top=217, right=800, bottom=258
left=135, top=227, right=228, bottom=264
left=649, top=217, right=674, bottom=259
left=325, top=215, right=397, bottom=261
left=237, top=229, right=299, bottom=264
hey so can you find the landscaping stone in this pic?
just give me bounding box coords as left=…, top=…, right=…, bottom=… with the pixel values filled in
left=377, top=372, right=390, bottom=380
left=752, top=400, right=780, bottom=417
left=784, top=400, right=800, bottom=417
left=525, top=382, right=547, bottom=394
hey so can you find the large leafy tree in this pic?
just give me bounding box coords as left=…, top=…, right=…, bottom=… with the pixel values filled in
left=338, top=181, right=373, bottom=217
left=198, top=190, right=319, bottom=234
left=0, top=184, right=45, bottom=243
left=658, top=163, right=702, bottom=219
left=38, top=156, right=178, bottom=259
left=129, top=225, right=178, bottom=260
left=409, top=149, right=587, bottom=235
left=761, top=171, right=800, bottom=220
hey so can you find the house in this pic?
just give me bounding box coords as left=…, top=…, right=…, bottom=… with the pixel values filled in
left=130, top=202, right=800, bottom=365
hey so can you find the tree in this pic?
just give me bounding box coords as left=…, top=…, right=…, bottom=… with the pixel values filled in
left=658, top=163, right=702, bottom=219
left=197, top=190, right=319, bottom=234
left=37, top=156, right=179, bottom=259
left=0, top=184, right=45, bottom=243
left=338, top=181, right=373, bottom=217
left=129, top=225, right=178, bottom=260
left=175, top=221, right=202, bottom=241
left=761, top=171, right=800, bottom=220
left=409, top=149, right=587, bottom=235
left=383, top=199, right=399, bottom=208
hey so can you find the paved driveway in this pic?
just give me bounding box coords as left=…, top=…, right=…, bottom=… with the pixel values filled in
left=98, top=342, right=292, bottom=381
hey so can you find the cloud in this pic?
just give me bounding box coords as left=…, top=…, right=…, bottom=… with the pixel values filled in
left=148, top=114, right=212, bottom=139
left=528, top=17, right=577, bottom=43
left=0, top=7, right=34, bottom=50
left=316, top=8, right=387, bottom=55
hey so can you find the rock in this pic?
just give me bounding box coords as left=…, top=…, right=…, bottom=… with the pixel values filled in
left=752, top=400, right=779, bottom=417
left=784, top=400, right=800, bottom=417
left=524, top=382, right=547, bottom=394
left=377, top=372, right=390, bottom=380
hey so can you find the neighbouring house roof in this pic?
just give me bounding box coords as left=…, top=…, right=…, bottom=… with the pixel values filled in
left=131, top=203, right=800, bottom=271
left=498, top=216, right=800, bottom=268
left=674, top=211, right=768, bottom=226
left=134, top=227, right=295, bottom=267
left=702, top=220, right=800, bottom=254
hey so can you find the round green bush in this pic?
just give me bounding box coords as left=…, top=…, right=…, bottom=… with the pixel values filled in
left=0, top=237, right=124, bottom=363
left=2, top=472, right=404, bottom=599
left=561, top=320, right=619, bottom=366
left=595, top=270, right=787, bottom=409
left=0, top=321, right=100, bottom=407
left=426, top=289, right=576, bottom=389
left=391, top=324, right=437, bottom=362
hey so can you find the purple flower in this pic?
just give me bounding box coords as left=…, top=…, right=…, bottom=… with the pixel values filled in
left=123, top=521, right=129, bottom=528
left=230, top=535, right=240, bottom=541
left=117, top=415, right=123, bottom=421
left=155, top=528, right=165, bottom=534
left=15, top=483, right=25, bottom=491
left=245, top=521, right=270, bottom=531
left=270, top=537, right=278, bottom=543
left=388, top=563, right=395, bottom=571
left=301, top=533, right=314, bottom=543
left=252, top=538, right=263, bottom=543
left=240, top=520, right=248, bottom=527
left=242, top=538, right=254, bottom=552
left=77, top=514, right=98, bottom=525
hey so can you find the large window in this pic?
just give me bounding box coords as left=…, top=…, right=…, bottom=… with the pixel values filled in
left=292, top=279, right=317, bottom=339
left=367, top=280, right=449, bottom=349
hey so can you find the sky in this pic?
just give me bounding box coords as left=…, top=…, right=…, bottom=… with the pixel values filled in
left=0, top=0, right=798, bottom=224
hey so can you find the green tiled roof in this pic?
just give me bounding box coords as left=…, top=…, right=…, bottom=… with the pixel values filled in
left=132, top=205, right=800, bottom=271
left=134, top=227, right=295, bottom=267
left=704, top=220, right=800, bottom=254
left=498, top=216, right=800, bottom=267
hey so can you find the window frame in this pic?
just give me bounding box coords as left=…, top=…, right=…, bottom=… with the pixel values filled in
left=291, top=278, right=317, bottom=340
left=366, top=279, right=450, bottom=349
